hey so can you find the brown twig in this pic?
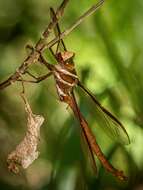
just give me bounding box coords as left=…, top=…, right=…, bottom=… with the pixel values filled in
left=45, top=0, right=105, bottom=49
left=0, top=0, right=104, bottom=90
left=0, top=0, right=69, bottom=90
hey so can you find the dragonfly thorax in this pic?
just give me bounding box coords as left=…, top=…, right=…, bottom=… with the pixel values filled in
left=56, top=51, right=75, bottom=71
left=53, top=62, right=78, bottom=102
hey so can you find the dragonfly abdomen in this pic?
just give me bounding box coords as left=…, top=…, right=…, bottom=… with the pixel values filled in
left=53, top=65, right=78, bottom=102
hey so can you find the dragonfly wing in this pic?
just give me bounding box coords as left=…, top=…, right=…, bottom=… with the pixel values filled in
left=80, top=129, right=98, bottom=175
left=78, top=82, right=130, bottom=145
left=69, top=91, right=127, bottom=180
left=66, top=96, right=98, bottom=175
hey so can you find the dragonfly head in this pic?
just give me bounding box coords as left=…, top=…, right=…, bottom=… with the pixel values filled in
left=56, top=51, right=75, bottom=70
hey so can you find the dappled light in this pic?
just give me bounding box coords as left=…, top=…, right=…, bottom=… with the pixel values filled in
left=0, top=0, right=143, bottom=189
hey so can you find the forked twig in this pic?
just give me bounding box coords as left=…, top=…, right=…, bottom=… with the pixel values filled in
left=45, top=0, right=104, bottom=49
left=0, top=0, right=70, bottom=90
left=7, top=93, right=44, bottom=173
left=0, top=0, right=104, bottom=90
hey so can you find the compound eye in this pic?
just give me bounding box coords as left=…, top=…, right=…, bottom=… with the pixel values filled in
left=62, top=51, right=75, bottom=62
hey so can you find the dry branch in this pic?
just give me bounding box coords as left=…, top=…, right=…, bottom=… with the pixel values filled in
left=0, top=0, right=104, bottom=90
left=0, top=0, right=70, bottom=90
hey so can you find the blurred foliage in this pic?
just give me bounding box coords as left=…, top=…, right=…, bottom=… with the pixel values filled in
left=0, top=0, right=143, bottom=189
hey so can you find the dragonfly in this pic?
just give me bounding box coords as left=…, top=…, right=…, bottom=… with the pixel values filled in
left=19, top=5, right=130, bottom=181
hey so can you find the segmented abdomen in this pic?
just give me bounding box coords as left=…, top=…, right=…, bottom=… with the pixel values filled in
left=53, top=65, right=78, bottom=101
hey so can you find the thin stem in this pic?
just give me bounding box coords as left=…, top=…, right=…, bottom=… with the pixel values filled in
left=0, top=0, right=104, bottom=90
left=0, top=0, right=68, bottom=90
left=45, top=0, right=104, bottom=49
left=42, top=0, right=69, bottom=39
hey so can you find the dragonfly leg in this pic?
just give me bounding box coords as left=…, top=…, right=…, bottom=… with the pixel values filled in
left=49, top=47, right=58, bottom=61
left=38, top=54, right=53, bottom=71
left=25, top=71, right=39, bottom=80
left=47, top=6, right=68, bottom=62
left=17, top=72, right=52, bottom=83
left=50, top=7, right=67, bottom=53
left=25, top=44, right=53, bottom=72
left=25, top=44, right=34, bottom=51
left=56, top=39, right=60, bottom=54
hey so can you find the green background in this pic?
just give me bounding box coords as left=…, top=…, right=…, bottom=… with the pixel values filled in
left=0, top=0, right=143, bottom=189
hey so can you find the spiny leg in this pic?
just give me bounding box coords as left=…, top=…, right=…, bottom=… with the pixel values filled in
left=24, top=47, right=53, bottom=83
left=38, top=54, right=53, bottom=71
left=26, top=71, right=38, bottom=80
left=50, top=8, right=61, bottom=54
left=17, top=71, right=52, bottom=83
left=47, top=6, right=68, bottom=62
left=50, top=7, right=67, bottom=53
left=25, top=71, right=52, bottom=83
left=25, top=44, right=34, bottom=53
left=49, top=47, right=58, bottom=61
left=47, top=8, right=66, bottom=62
left=25, top=44, right=53, bottom=72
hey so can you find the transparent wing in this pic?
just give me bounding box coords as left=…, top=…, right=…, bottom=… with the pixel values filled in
left=67, top=94, right=98, bottom=175
left=80, top=129, right=98, bottom=175
left=69, top=91, right=127, bottom=180
left=50, top=11, right=98, bottom=173
left=78, top=82, right=130, bottom=145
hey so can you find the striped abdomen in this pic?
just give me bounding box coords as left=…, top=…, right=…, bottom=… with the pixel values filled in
left=53, top=64, right=78, bottom=102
